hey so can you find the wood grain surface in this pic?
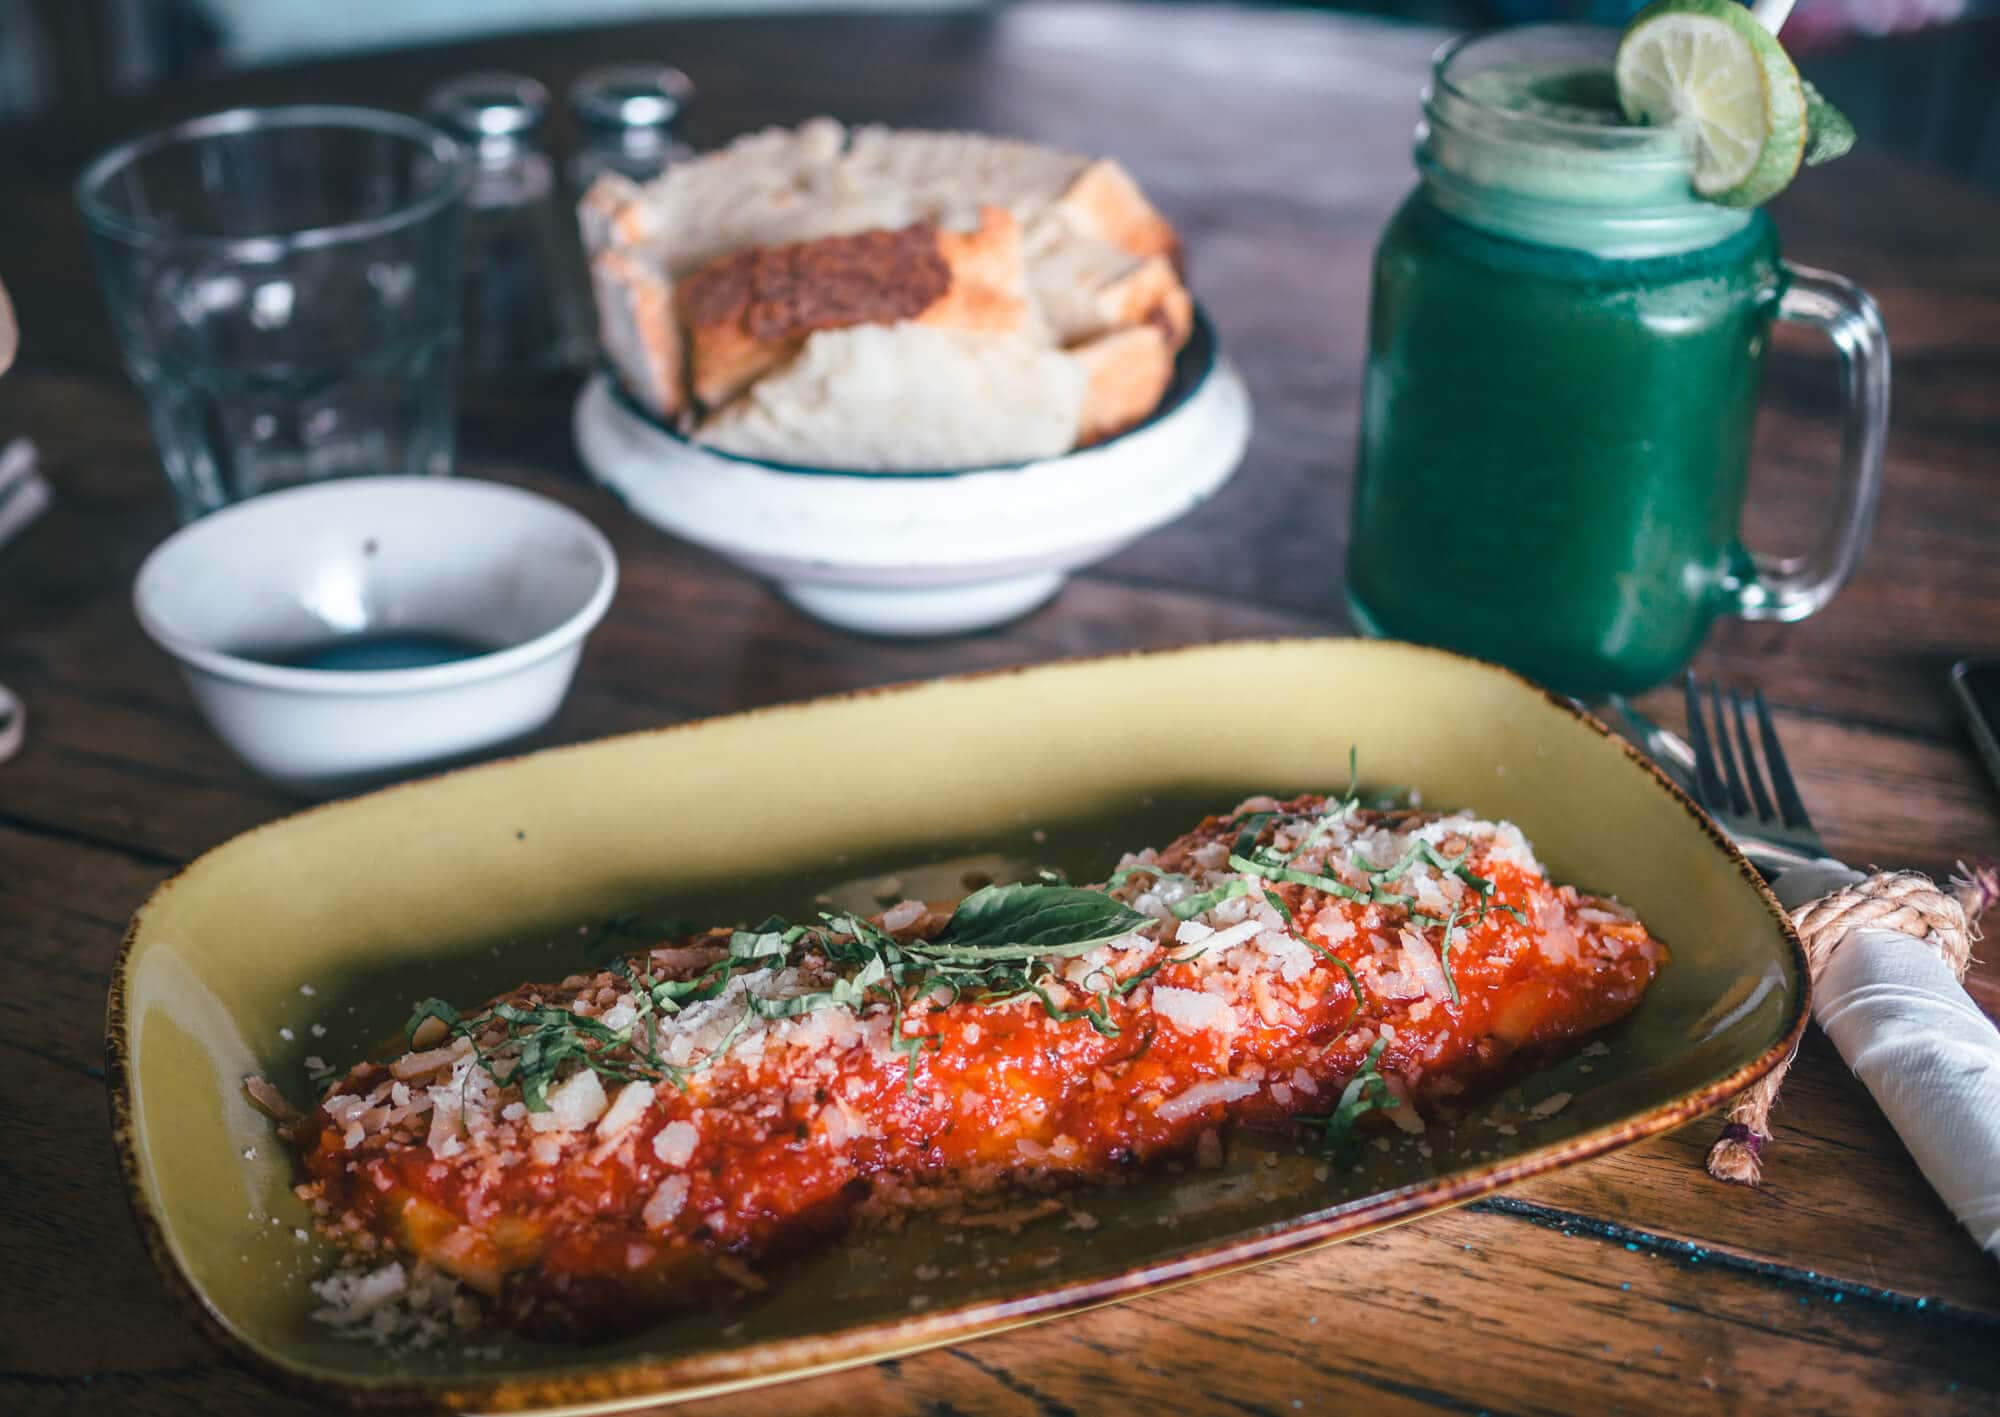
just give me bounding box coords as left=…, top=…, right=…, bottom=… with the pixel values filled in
left=1, top=5, right=1996, bottom=1414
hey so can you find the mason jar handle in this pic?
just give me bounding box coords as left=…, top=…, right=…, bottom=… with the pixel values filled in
left=1730, top=263, right=1890, bottom=623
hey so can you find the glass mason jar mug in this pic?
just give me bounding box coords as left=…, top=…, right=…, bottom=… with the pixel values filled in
left=1346, top=27, right=1888, bottom=700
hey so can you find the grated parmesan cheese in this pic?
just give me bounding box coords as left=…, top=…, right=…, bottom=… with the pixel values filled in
left=1398, top=931, right=1452, bottom=1003
left=1155, top=1077, right=1260, bottom=1122
left=642, top=1175, right=690, bottom=1231
left=653, top=1119, right=699, bottom=1167
left=1201, top=919, right=1264, bottom=954
left=529, top=1069, right=608, bottom=1134
left=1152, top=986, right=1235, bottom=1035
left=1174, top=918, right=1215, bottom=945
left=594, top=1080, right=656, bottom=1146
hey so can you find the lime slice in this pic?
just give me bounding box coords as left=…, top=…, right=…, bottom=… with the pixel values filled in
left=1615, top=0, right=1807, bottom=207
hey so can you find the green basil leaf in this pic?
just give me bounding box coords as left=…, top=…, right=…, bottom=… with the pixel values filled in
left=930, top=882, right=1151, bottom=961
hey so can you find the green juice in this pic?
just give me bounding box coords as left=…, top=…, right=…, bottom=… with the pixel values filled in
left=1346, top=33, right=1789, bottom=698
left=1349, top=197, right=1781, bottom=697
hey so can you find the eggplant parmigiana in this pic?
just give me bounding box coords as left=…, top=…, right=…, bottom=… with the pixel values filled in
left=266, top=794, right=1665, bottom=1340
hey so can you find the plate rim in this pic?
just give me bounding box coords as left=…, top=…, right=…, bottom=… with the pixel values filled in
left=104, top=635, right=1811, bottom=1413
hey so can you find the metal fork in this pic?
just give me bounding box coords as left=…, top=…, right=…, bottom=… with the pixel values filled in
left=1682, top=672, right=1828, bottom=879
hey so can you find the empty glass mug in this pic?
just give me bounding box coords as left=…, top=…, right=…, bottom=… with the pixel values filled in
left=1346, top=27, right=1889, bottom=699
left=76, top=106, right=469, bottom=520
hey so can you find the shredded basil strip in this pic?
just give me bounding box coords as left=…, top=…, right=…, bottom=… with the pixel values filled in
left=1104, top=863, right=1178, bottom=890
left=1108, top=864, right=1247, bottom=923
left=1351, top=839, right=1496, bottom=897
left=1304, top=939, right=1367, bottom=1012
left=1175, top=878, right=1258, bottom=919
left=403, top=997, right=461, bottom=1035
left=1316, top=1030, right=1401, bottom=1163
left=1437, top=901, right=1464, bottom=1007
left=1227, top=852, right=1371, bottom=903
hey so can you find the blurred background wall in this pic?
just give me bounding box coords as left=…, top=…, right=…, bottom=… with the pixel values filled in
left=1, top=0, right=1994, bottom=190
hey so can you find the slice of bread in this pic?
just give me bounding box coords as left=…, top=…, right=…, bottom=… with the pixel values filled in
left=840, top=129, right=1175, bottom=263
left=1053, top=159, right=1180, bottom=264
left=650, top=119, right=903, bottom=277
left=840, top=125, right=1088, bottom=228
left=695, top=323, right=1085, bottom=472
left=1070, top=323, right=1176, bottom=446
left=677, top=207, right=1032, bottom=412
left=590, top=246, right=681, bottom=420
left=577, top=172, right=657, bottom=257
left=1025, top=213, right=1192, bottom=349
left=924, top=207, right=1036, bottom=337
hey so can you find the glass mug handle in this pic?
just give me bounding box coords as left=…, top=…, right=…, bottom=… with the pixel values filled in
left=1729, top=263, right=1890, bottom=623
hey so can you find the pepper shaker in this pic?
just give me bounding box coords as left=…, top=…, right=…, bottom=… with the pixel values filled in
left=425, top=72, right=595, bottom=378
left=568, top=64, right=695, bottom=191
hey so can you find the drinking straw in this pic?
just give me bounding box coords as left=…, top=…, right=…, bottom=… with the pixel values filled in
left=1752, top=0, right=1797, bottom=34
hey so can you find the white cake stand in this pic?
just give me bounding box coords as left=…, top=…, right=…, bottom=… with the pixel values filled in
left=572, top=332, right=1252, bottom=637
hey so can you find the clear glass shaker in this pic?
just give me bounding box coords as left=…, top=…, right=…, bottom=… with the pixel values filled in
left=567, top=64, right=695, bottom=191
left=425, top=72, right=595, bottom=378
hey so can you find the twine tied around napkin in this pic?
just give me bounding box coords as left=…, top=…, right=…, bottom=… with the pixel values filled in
left=1708, top=863, right=2000, bottom=1187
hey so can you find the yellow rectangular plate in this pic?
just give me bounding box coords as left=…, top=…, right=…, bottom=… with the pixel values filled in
left=108, top=639, right=1805, bottom=1413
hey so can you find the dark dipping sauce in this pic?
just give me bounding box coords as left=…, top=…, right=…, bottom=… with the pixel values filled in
left=238, top=631, right=497, bottom=672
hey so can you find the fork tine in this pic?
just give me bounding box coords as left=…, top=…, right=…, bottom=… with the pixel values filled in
left=1753, top=688, right=1814, bottom=832
left=1729, top=687, right=1776, bottom=821
left=1683, top=672, right=1729, bottom=812
left=1709, top=681, right=1752, bottom=817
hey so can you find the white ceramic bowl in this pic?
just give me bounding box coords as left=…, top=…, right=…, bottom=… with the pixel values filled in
left=573, top=311, right=1252, bottom=636
left=133, top=477, right=617, bottom=795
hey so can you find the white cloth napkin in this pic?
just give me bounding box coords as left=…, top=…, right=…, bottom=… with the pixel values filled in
left=1774, top=861, right=2000, bottom=1256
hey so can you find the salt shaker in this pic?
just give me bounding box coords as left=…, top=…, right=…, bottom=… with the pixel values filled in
left=425, top=72, right=595, bottom=378
left=568, top=64, right=695, bottom=191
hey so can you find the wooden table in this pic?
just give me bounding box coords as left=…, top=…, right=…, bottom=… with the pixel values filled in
left=3, top=5, right=1996, bottom=1413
